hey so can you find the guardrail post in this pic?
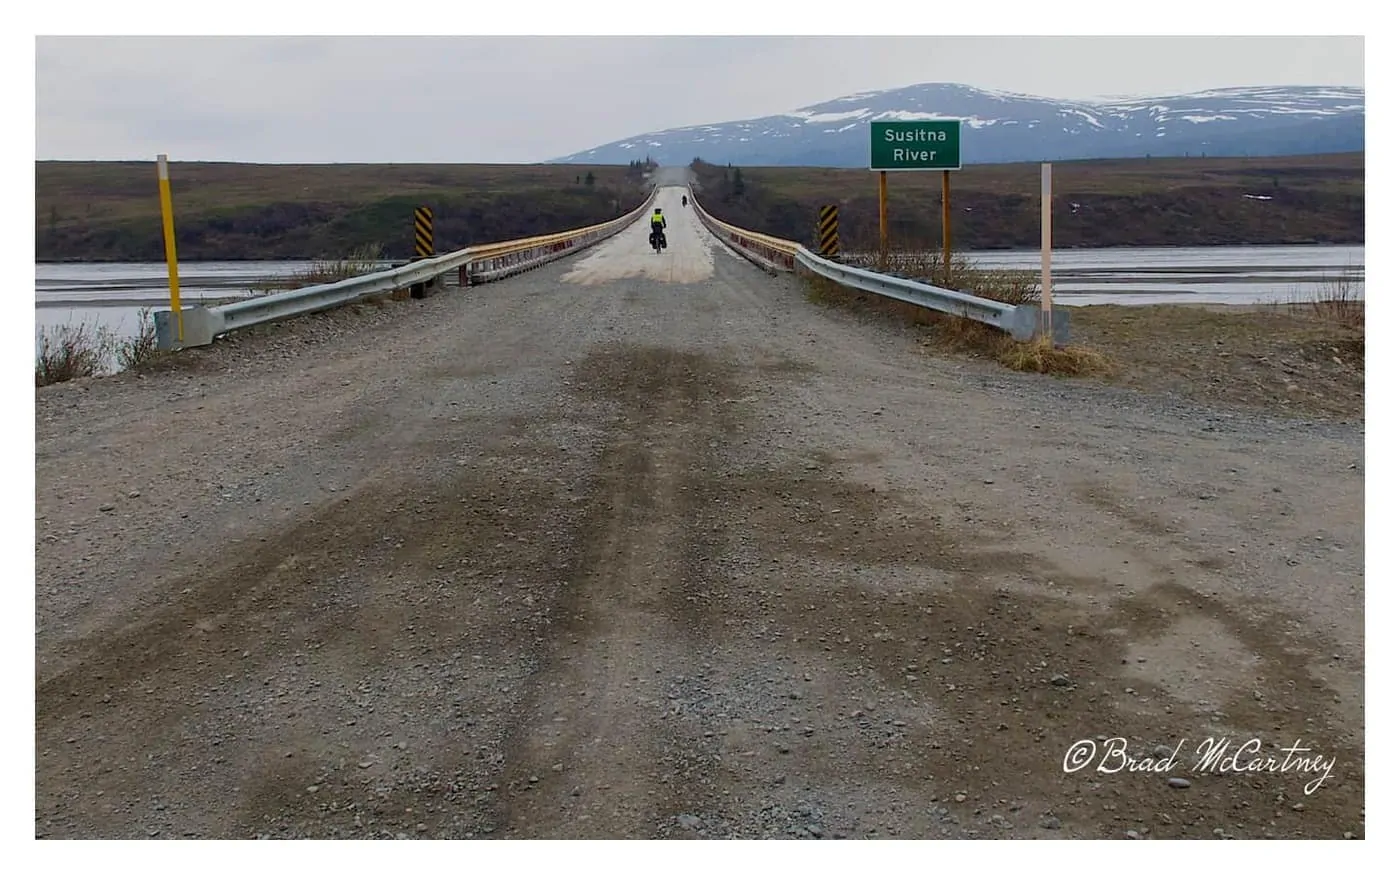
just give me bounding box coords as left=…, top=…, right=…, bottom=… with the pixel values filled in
left=817, top=205, right=839, bottom=259
left=1007, top=304, right=1070, bottom=345
left=155, top=306, right=218, bottom=350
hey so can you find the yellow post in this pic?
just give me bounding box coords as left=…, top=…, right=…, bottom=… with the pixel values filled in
left=878, top=170, right=889, bottom=269
left=157, top=154, right=183, bottom=343
left=941, top=169, right=952, bottom=286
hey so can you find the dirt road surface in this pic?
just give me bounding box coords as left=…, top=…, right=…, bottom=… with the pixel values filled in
left=35, top=185, right=1364, bottom=840
left=563, top=186, right=731, bottom=286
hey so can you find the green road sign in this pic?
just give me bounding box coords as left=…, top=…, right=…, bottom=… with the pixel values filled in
left=870, top=120, right=962, bottom=171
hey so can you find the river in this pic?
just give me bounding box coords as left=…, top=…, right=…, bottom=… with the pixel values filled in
left=958, top=244, right=1363, bottom=306
left=35, top=244, right=1363, bottom=352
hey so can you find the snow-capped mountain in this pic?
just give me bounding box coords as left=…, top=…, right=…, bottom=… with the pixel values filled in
left=552, top=83, right=1364, bottom=167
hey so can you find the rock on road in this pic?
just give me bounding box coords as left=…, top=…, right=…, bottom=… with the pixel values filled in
left=35, top=183, right=1364, bottom=840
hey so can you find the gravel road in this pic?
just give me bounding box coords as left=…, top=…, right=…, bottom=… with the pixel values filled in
left=35, top=183, right=1364, bottom=840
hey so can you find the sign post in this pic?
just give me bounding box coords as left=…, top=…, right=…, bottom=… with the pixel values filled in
left=878, top=171, right=888, bottom=268
left=1041, top=163, right=1053, bottom=339
left=869, top=119, right=963, bottom=276
left=156, top=154, right=183, bottom=344
left=941, top=169, right=952, bottom=286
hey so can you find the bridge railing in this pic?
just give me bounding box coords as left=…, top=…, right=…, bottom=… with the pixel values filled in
left=466, top=192, right=652, bottom=283
left=688, top=188, right=1067, bottom=344
left=155, top=188, right=659, bottom=351
left=688, top=190, right=799, bottom=272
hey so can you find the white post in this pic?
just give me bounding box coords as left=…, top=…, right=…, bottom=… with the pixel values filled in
left=1040, top=162, right=1053, bottom=340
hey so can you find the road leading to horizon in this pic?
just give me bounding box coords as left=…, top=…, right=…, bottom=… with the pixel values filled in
left=35, top=186, right=1363, bottom=840
left=564, top=186, right=724, bottom=286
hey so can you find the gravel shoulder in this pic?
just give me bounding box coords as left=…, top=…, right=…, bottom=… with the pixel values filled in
left=1066, top=302, right=1363, bottom=422
left=36, top=191, right=1363, bottom=840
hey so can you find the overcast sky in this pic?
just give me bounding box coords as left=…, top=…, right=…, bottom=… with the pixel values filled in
left=35, top=35, right=1364, bottom=164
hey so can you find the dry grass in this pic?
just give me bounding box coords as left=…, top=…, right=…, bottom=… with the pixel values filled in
left=116, top=308, right=168, bottom=371
left=36, top=321, right=114, bottom=386
left=807, top=265, right=1363, bottom=419
left=842, top=248, right=1040, bottom=306
left=804, top=268, right=1110, bottom=378
left=253, top=244, right=387, bottom=293
left=37, top=310, right=179, bottom=386
left=818, top=247, right=1108, bottom=376
left=996, top=336, right=1112, bottom=375
left=1299, top=272, right=1364, bottom=330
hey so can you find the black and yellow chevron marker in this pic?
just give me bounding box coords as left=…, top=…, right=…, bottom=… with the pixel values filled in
left=817, top=205, right=839, bottom=257
left=414, top=206, right=434, bottom=258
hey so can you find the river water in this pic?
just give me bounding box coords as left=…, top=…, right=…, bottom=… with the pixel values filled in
left=33, top=260, right=395, bottom=344
left=960, top=244, right=1363, bottom=306
left=35, top=245, right=1363, bottom=349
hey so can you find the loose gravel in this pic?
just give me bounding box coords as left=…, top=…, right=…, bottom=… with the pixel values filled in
left=35, top=187, right=1363, bottom=840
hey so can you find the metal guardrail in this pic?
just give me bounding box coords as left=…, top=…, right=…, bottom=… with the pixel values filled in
left=155, top=189, right=659, bottom=350
left=464, top=191, right=655, bottom=284
left=688, top=189, right=798, bottom=272
left=689, top=189, right=1067, bottom=344
left=795, top=248, right=1068, bottom=343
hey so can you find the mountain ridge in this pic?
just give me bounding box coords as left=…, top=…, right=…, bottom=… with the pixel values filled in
left=552, top=82, right=1364, bottom=168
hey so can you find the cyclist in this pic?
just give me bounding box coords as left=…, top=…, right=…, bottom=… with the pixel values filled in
left=681, top=195, right=688, bottom=207
left=649, top=208, right=667, bottom=249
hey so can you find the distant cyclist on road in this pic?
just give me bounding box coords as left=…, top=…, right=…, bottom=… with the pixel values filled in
left=681, top=195, right=688, bottom=207
left=649, top=208, right=668, bottom=250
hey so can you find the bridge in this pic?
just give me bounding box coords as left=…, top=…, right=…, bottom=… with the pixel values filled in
left=35, top=167, right=1363, bottom=839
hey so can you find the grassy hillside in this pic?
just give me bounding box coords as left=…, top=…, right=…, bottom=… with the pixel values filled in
left=36, top=161, right=655, bottom=262
left=37, top=153, right=1363, bottom=261
left=690, top=153, right=1364, bottom=250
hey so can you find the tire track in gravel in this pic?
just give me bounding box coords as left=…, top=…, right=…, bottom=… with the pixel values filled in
left=495, top=344, right=741, bottom=838
left=37, top=188, right=1364, bottom=840
left=36, top=263, right=616, bottom=661
left=36, top=247, right=677, bottom=838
